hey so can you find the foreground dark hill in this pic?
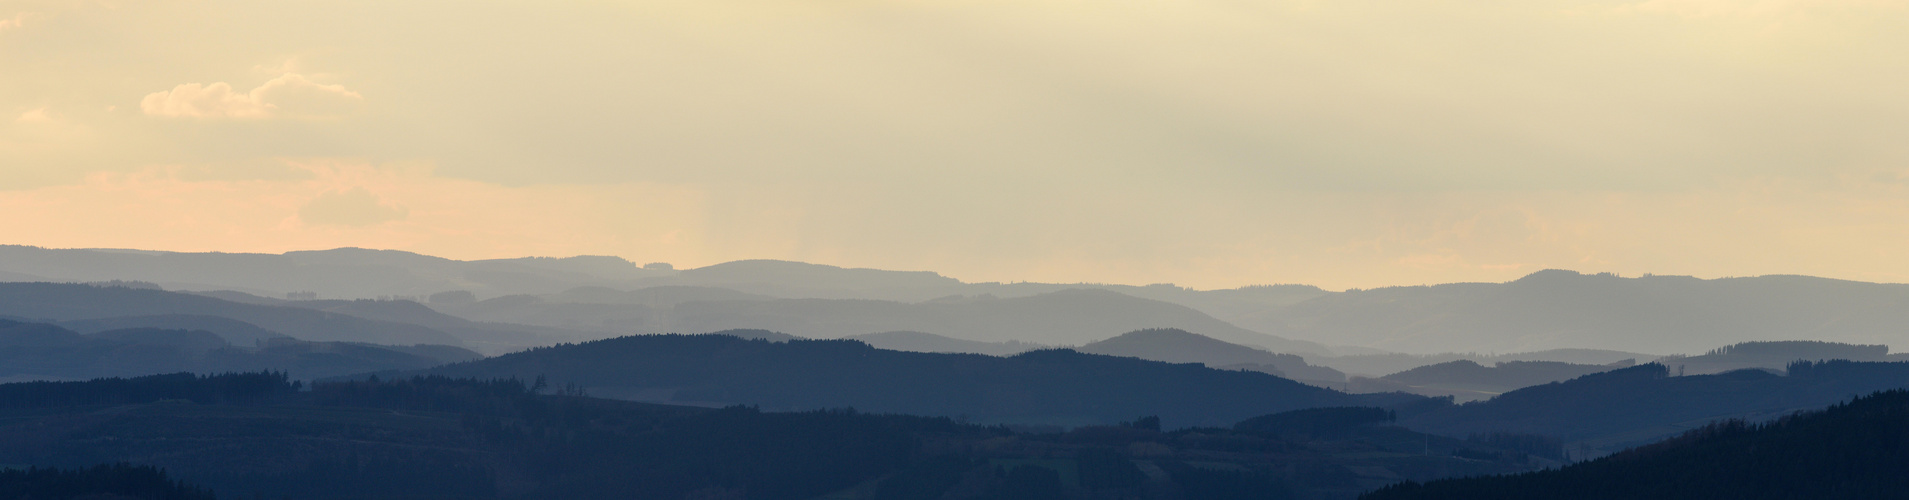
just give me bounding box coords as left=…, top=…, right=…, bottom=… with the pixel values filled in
left=445, top=288, right=1331, bottom=355
left=0, top=319, right=478, bottom=380
left=0, top=464, right=215, bottom=500
left=1401, top=360, right=1909, bottom=454
left=1368, top=389, right=1909, bottom=500
left=0, top=373, right=1533, bottom=500
left=1255, top=270, right=1909, bottom=354
left=400, top=333, right=1400, bottom=427
left=1077, top=329, right=1347, bottom=385
left=0, top=282, right=464, bottom=347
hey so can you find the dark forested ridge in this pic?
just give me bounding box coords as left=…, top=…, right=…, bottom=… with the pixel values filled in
left=395, top=332, right=1409, bottom=427
left=1366, top=389, right=1909, bottom=500
left=0, top=373, right=1536, bottom=500
left=1400, top=360, right=1909, bottom=454
left=0, top=463, right=217, bottom=500
left=0, top=319, right=477, bottom=380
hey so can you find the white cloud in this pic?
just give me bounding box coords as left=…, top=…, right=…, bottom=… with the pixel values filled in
left=0, top=13, right=25, bottom=33
left=16, top=107, right=49, bottom=123
left=140, top=73, right=362, bottom=119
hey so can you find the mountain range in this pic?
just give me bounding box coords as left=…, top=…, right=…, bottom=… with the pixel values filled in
left=11, top=246, right=1909, bottom=357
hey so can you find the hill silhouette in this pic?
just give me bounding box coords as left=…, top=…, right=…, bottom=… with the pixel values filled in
left=443, top=288, right=1329, bottom=355
left=1076, top=329, right=1347, bottom=385
left=1252, top=270, right=1909, bottom=354
left=1354, top=359, right=1633, bottom=402
left=59, top=314, right=290, bottom=345
left=843, top=331, right=1043, bottom=356
left=397, top=332, right=1396, bottom=427
left=1311, top=348, right=1654, bottom=379
left=1656, top=340, right=1902, bottom=375
left=0, top=319, right=477, bottom=380
left=1367, top=389, right=1909, bottom=500
left=1400, top=360, right=1909, bottom=455
left=0, top=282, right=465, bottom=347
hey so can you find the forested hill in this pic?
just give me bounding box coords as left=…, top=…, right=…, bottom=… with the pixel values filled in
left=1401, top=360, right=1909, bottom=453
left=1366, top=389, right=1909, bottom=500
left=400, top=333, right=1405, bottom=427
left=0, top=372, right=1532, bottom=499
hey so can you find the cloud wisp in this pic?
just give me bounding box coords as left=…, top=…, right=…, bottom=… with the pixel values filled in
left=140, top=73, right=363, bottom=119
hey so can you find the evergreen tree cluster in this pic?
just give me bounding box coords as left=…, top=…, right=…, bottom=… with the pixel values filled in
left=0, top=463, right=216, bottom=500
left=0, top=372, right=295, bottom=410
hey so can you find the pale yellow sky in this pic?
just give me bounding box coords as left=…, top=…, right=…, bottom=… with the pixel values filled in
left=3, top=0, right=1907, bottom=290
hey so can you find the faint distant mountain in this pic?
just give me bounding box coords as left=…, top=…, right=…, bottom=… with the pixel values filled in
left=844, top=331, right=1043, bottom=356
left=1353, top=359, right=1634, bottom=402
left=1401, top=360, right=1909, bottom=455
left=1370, top=388, right=1909, bottom=500
left=641, top=259, right=964, bottom=299
left=1656, top=340, right=1903, bottom=375
left=398, top=333, right=1405, bottom=427
left=0, top=282, right=464, bottom=347
left=0, top=245, right=669, bottom=299
left=440, top=287, right=1329, bottom=355
left=1312, top=349, right=1654, bottom=379
left=1247, top=270, right=1909, bottom=354
left=1075, top=328, right=1345, bottom=384
left=0, top=319, right=477, bottom=380
left=0, top=269, right=45, bottom=282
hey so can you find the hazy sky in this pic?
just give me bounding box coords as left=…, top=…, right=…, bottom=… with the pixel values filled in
left=3, top=0, right=1906, bottom=289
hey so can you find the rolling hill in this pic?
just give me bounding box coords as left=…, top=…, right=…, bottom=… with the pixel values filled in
left=1251, top=270, right=1909, bottom=354
left=0, top=282, right=465, bottom=347
left=396, top=332, right=1401, bottom=427
left=1076, top=328, right=1347, bottom=385
left=0, top=319, right=478, bottom=380
left=843, top=330, right=1044, bottom=356
left=1399, top=360, right=1909, bottom=455
left=442, top=288, right=1330, bottom=355
left=1353, top=359, right=1633, bottom=402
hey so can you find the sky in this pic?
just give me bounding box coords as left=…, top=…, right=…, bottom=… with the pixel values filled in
left=2, top=0, right=1906, bottom=290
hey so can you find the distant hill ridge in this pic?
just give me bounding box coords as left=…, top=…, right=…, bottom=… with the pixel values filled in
left=397, top=331, right=1412, bottom=427
left=1075, top=328, right=1347, bottom=385
left=0, top=318, right=478, bottom=380
left=1400, top=360, right=1909, bottom=455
